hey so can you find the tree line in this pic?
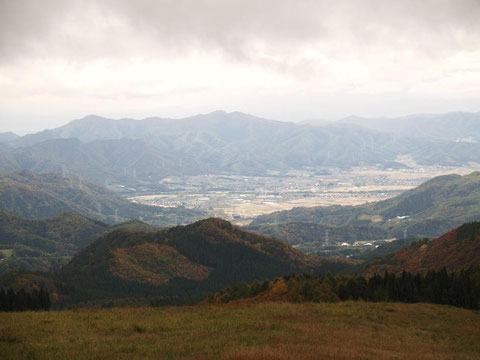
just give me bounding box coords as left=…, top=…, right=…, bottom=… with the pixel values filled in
left=337, top=267, right=480, bottom=309
left=0, top=287, right=51, bottom=311
left=208, top=267, right=480, bottom=310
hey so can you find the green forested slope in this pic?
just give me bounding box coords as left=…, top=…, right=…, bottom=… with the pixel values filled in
left=250, top=172, right=480, bottom=243
left=59, top=218, right=346, bottom=302
left=0, top=210, right=107, bottom=274
left=0, top=170, right=207, bottom=225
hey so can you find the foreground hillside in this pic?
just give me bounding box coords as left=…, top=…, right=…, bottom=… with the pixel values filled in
left=208, top=268, right=480, bottom=310
left=1, top=302, right=479, bottom=360
left=59, top=218, right=342, bottom=303
left=209, top=222, right=480, bottom=308
left=250, top=171, right=480, bottom=243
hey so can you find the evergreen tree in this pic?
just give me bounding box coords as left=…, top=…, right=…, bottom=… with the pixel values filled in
left=0, top=288, right=6, bottom=311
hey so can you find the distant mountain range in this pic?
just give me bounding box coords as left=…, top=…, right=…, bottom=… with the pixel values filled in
left=249, top=171, right=480, bottom=243
left=0, top=132, right=19, bottom=148
left=2, top=111, right=480, bottom=186
left=335, top=111, right=480, bottom=143
left=0, top=132, right=19, bottom=142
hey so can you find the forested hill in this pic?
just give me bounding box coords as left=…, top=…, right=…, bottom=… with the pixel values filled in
left=249, top=172, right=480, bottom=242
left=207, top=268, right=480, bottom=310
left=0, top=170, right=207, bottom=225
left=360, top=222, right=480, bottom=275
left=59, top=218, right=349, bottom=302
left=208, top=221, right=480, bottom=309
left=0, top=210, right=106, bottom=253
left=0, top=209, right=163, bottom=275
left=0, top=210, right=108, bottom=274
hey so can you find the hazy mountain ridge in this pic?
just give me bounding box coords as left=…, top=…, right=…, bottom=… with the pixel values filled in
left=0, top=132, right=19, bottom=149
left=4, top=138, right=203, bottom=185
left=337, top=111, right=480, bottom=143
left=2, top=112, right=480, bottom=186
left=250, top=172, right=480, bottom=242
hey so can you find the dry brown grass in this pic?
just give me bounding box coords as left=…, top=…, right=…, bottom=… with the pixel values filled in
left=0, top=301, right=479, bottom=359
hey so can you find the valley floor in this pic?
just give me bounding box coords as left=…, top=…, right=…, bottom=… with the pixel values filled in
left=1, top=302, right=479, bottom=359
left=129, top=164, right=480, bottom=224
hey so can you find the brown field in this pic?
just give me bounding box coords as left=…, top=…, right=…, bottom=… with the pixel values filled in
left=1, top=302, right=479, bottom=359
left=222, top=195, right=379, bottom=220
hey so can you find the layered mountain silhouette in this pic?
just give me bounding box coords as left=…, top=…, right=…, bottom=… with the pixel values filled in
left=2, top=111, right=480, bottom=186
left=0, top=132, right=19, bottom=142
left=336, top=111, right=480, bottom=143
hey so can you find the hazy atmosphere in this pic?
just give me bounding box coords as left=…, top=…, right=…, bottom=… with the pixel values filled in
left=2, top=2, right=480, bottom=358
left=1, top=0, right=480, bottom=133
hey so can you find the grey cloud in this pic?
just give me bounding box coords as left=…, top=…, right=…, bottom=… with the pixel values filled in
left=2, top=0, right=480, bottom=65
left=0, top=1, right=479, bottom=97
left=0, top=0, right=76, bottom=60
left=94, top=0, right=480, bottom=64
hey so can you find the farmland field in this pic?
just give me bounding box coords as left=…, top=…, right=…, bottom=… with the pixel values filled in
left=130, top=163, right=480, bottom=225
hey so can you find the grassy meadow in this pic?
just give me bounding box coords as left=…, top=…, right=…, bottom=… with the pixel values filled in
left=1, top=301, right=479, bottom=360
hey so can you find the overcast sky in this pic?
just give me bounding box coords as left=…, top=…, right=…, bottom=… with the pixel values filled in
left=1, top=0, right=480, bottom=134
